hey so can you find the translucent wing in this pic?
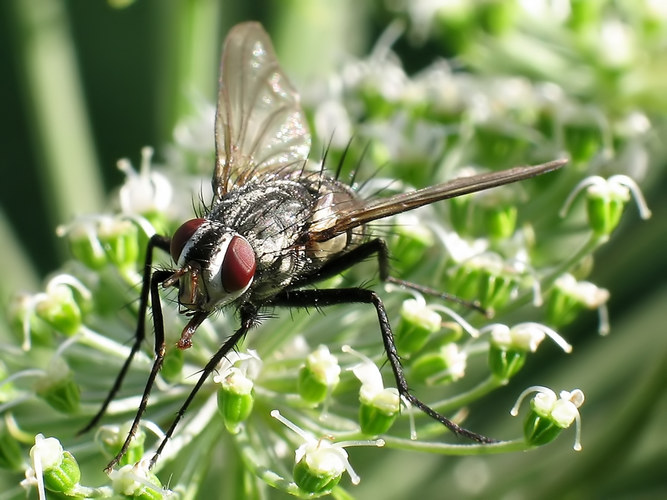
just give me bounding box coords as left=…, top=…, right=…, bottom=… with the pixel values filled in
left=308, top=159, right=567, bottom=242
left=213, top=22, right=311, bottom=199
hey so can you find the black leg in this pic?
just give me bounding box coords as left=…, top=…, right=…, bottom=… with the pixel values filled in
left=79, top=234, right=171, bottom=435
left=105, top=268, right=174, bottom=472
left=291, top=238, right=486, bottom=314
left=270, top=287, right=494, bottom=444
left=148, top=303, right=257, bottom=468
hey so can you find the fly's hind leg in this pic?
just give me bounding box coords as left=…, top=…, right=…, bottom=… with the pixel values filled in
left=270, top=287, right=495, bottom=443
left=292, top=238, right=487, bottom=314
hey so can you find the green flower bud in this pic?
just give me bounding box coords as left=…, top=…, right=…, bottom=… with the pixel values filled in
left=396, top=299, right=442, bottom=354
left=389, top=214, right=434, bottom=273
left=586, top=184, right=628, bottom=236
left=448, top=263, right=482, bottom=302
left=547, top=274, right=610, bottom=329
left=486, top=323, right=572, bottom=381
left=110, top=461, right=164, bottom=499
left=216, top=368, right=254, bottom=433
left=512, top=388, right=584, bottom=450
left=8, top=294, right=53, bottom=349
left=345, top=346, right=400, bottom=435
left=35, top=360, right=80, bottom=414
left=488, top=344, right=527, bottom=381
left=99, top=422, right=146, bottom=467
left=359, top=388, right=400, bottom=435
left=298, top=345, right=341, bottom=404
left=59, top=222, right=108, bottom=270
left=35, top=285, right=81, bottom=336
left=29, top=435, right=80, bottom=493
left=484, top=204, right=517, bottom=240
left=477, top=268, right=517, bottom=310
left=411, top=343, right=467, bottom=385
left=293, top=443, right=344, bottom=494
left=271, top=409, right=384, bottom=493
left=560, top=175, right=651, bottom=237
left=523, top=407, right=564, bottom=447
left=98, top=218, right=140, bottom=269
left=563, top=122, right=602, bottom=163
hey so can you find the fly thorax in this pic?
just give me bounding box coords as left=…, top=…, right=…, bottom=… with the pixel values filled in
left=169, top=218, right=256, bottom=310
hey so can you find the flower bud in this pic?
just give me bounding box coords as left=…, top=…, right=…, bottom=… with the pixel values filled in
left=35, top=360, right=80, bottom=414
left=216, top=368, right=254, bottom=433
left=512, top=387, right=584, bottom=450
left=410, top=343, right=467, bottom=385
left=59, top=221, right=108, bottom=270
left=344, top=346, right=400, bottom=435
left=109, top=460, right=164, bottom=500
left=8, top=294, right=53, bottom=349
left=477, top=268, right=517, bottom=311
left=560, top=175, right=651, bottom=237
left=298, top=345, right=341, bottom=404
left=449, top=254, right=520, bottom=310
left=395, top=299, right=442, bottom=354
left=389, top=214, right=434, bottom=273
left=486, top=323, right=572, bottom=381
left=29, top=435, right=80, bottom=493
left=99, top=422, right=146, bottom=467
left=98, top=218, right=140, bottom=269
left=34, top=285, right=81, bottom=336
left=293, top=441, right=346, bottom=494
left=359, top=388, right=400, bottom=435
left=547, top=274, right=610, bottom=330
left=586, top=183, right=628, bottom=236
left=271, top=410, right=384, bottom=493
left=484, top=204, right=517, bottom=240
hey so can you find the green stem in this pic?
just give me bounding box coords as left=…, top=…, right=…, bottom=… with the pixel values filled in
left=382, top=435, right=532, bottom=455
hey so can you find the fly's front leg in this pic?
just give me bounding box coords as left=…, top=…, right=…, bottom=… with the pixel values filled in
left=105, top=268, right=174, bottom=472
left=79, top=234, right=170, bottom=434
left=270, top=288, right=494, bottom=444
left=149, top=303, right=257, bottom=468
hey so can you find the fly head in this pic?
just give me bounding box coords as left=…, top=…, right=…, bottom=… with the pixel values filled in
left=168, top=218, right=257, bottom=314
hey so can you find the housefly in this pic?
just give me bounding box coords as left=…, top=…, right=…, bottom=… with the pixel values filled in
left=81, top=21, right=566, bottom=471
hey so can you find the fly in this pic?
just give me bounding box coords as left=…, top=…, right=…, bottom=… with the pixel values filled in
left=80, top=21, right=567, bottom=472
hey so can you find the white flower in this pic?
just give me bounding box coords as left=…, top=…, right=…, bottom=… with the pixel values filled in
left=117, top=146, right=173, bottom=215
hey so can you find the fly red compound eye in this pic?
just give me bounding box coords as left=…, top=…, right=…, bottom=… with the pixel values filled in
left=170, top=218, right=206, bottom=262
left=222, top=235, right=256, bottom=292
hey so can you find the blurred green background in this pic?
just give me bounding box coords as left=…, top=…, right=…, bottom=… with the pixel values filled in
left=1, top=0, right=666, bottom=498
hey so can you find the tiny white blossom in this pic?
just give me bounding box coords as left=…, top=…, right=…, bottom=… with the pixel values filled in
left=306, top=345, right=341, bottom=386
left=560, top=174, right=652, bottom=220
left=117, top=146, right=173, bottom=215
left=484, top=322, right=572, bottom=353
left=343, top=345, right=400, bottom=413
left=511, top=386, right=585, bottom=450
left=271, top=410, right=384, bottom=486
